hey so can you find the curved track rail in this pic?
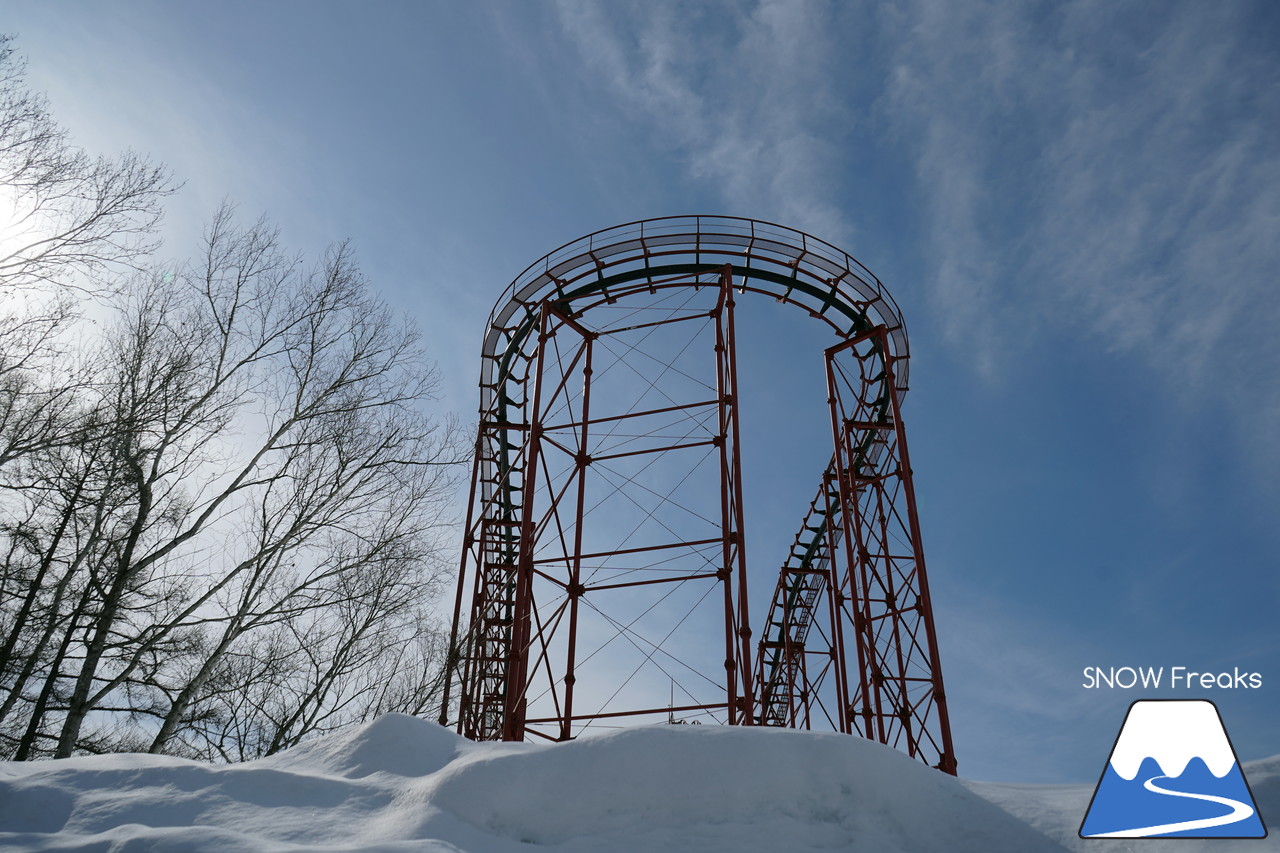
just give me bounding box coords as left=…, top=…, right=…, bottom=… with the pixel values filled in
left=442, top=216, right=955, bottom=773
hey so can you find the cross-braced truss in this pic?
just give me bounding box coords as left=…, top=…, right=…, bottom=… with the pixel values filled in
left=441, top=216, right=955, bottom=774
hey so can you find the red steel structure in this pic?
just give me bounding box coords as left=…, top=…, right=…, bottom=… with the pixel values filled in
left=441, top=216, right=956, bottom=774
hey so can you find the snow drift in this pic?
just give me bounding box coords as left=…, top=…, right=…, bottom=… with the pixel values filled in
left=0, top=713, right=1274, bottom=851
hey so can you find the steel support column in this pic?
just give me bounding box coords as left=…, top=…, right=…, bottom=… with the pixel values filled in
left=452, top=268, right=753, bottom=741
left=824, top=326, right=956, bottom=773
left=442, top=216, right=955, bottom=775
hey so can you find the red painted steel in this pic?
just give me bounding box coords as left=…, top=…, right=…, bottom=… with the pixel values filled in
left=441, top=217, right=955, bottom=775
left=449, top=269, right=753, bottom=741
left=824, top=329, right=955, bottom=772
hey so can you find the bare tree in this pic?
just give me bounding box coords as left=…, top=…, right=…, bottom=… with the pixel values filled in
left=0, top=31, right=176, bottom=666
left=0, top=36, right=465, bottom=761
left=0, top=32, right=177, bottom=754
left=0, top=34, right=175, bottom=293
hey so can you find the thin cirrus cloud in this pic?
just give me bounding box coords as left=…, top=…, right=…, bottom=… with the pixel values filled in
left=884, top=0, right=1280, bottom=461
left=552, top=0, right=857, bottom=247
left=933, top=589, right=1111, bottom=782
left=555, top=0, right=1279, bottom=475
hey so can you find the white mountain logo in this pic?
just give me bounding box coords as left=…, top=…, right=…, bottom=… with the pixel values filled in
left=1080, top=699, right=1266, bottom=839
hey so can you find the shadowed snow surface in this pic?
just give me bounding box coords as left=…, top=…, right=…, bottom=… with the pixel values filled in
left=0, top=714, right=1273, bottom=851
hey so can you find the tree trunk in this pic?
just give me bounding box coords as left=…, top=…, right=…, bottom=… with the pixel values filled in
left=149, top=618, right=242, bottom=753
left=54, top=455, right=150, bottom=758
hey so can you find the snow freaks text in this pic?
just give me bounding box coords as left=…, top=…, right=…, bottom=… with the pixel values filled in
left=1082, top=667, right=1263, bottom=690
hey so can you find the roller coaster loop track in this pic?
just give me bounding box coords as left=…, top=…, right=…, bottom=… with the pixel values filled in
left=440, top=215, right=956, bottom=774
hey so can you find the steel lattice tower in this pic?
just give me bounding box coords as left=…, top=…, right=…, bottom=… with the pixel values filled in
left=440, top=216, right=956, bottom=774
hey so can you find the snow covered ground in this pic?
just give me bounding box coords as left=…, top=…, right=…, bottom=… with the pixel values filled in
left=0, top=714, right=1274, bottom=852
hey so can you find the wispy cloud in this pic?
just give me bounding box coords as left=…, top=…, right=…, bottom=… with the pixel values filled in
left=884, top=0, right=1280, bottom=464
left=932, top=582, right=1125, bottom=783
left=553, top=0, right=856, bottom=244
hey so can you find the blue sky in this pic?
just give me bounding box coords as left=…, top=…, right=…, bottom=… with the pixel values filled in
left=8, top=0, right=1278, bottom=784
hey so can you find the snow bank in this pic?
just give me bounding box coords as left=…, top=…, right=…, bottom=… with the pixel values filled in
left=0, top=714, right=1272, bottom=852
